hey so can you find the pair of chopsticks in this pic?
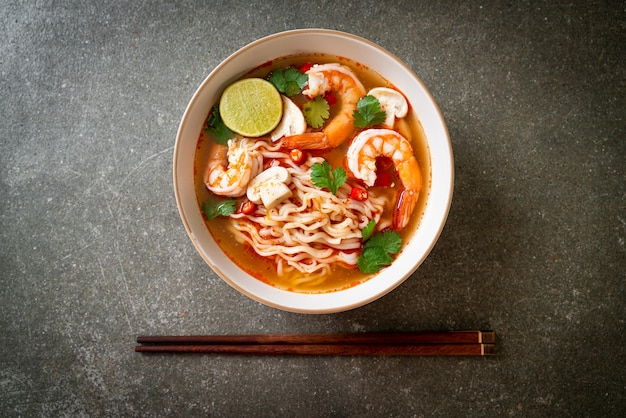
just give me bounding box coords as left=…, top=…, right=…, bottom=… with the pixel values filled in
left=135, top=331, right=495, bottom=356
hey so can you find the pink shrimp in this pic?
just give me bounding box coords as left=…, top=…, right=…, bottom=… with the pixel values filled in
left=204, top=137, right=264, bottom=197
left=281, top=63, right=366, bottom=150
left=345, top=129, right=422, bottom=231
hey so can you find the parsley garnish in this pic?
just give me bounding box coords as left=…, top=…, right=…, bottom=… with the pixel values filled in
left=310, top=161, right=347, bottom=195
left=357, top=229, right=402, bottom=273
left=361, top=219, right=377, bottom=242
left=353, top=95, right=386, bottom=128
left=206, top=105, right=233, bottom=145
left=303, top=96, right=330, bottom=128
left=268, top=67, right=308, bottom=97
left=202, top=195, right=237, bottom=220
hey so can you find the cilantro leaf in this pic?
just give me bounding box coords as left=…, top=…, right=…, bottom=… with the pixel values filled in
left=202, top=195, right=237, bottom=220
left=361, top=219, right=377, bottom=242
left=268, top=67, right=308, bottom=97
left=357, top=246, right=394, bottom=274
left=366, top=229, right=403, bottom=254
left=353, top=95, right=387, bottom=128
left=310, top=161, right=347, bottom=195
left=303, top=96, right=330, bottom=128
left=357, top=229, right=402, bottom=273
left=206, top=105, right=233, bottom=145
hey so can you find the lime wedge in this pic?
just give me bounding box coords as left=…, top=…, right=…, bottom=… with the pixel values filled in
left=219, top=78, right=283, bottom=137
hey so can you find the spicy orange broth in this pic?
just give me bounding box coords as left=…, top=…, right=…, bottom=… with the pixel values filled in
left=194, top=54, right=431, bottom=293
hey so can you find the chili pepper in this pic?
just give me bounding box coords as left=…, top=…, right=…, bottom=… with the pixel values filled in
left=349, top=187, right=368, bottom=201
left=374, top=170, right=393, bottom=187
left=240, top=200, right=257, bottom=215
left=376, top=156, right=394, bottom=171
left=299, top=62, right=313, bottom=73
left=325, top=92, right=337, bottom=106
left=289, top=149, right=307, bottom=165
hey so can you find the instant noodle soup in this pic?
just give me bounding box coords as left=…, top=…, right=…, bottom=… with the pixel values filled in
left=194, top=54, right=430, bottom=293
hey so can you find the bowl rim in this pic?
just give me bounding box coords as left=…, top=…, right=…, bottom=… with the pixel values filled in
left=173, top=29, right=453, bottom=313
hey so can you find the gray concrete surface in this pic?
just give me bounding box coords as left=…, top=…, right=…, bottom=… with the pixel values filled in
left=1, top=1, right=624, bottom=416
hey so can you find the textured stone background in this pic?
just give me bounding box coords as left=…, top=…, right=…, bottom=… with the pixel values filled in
left=1, top=1, right=624, bottom=416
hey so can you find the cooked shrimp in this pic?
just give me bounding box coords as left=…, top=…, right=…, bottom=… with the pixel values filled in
left=346, top=129, right=422, bottom=231
left=204, top=136, right=264, bottom=197
left=281, top=63, right=366, bottom=150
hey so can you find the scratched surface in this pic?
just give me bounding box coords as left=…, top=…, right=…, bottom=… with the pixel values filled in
left=1, top=1, right=624, bottom=416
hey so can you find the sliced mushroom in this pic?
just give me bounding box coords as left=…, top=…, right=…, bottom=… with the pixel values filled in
left=246, top=166, right=293, bottom=209
left=368, top=87, right=408, bottom=129
left=270, top=95, right=307, bottom=142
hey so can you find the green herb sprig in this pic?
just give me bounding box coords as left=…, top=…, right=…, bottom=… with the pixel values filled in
left=202, top=195, right=237, bottom=220
left=357, top=225, right=402, bottom=274
left=268, top=67, right=308, bottom=97
left=206, top=105, right=233, bottom=145
left=353, top=95, right=386, bottom=128
left=361, top=219, right=377, bottom=242
left=303, top=96, right=330, bottom=128
left=310, top=161, right=347, bottom=195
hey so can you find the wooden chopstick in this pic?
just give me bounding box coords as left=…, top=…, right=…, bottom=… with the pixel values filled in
left=135, top=331, right=495, bottom=356
left=137, top=331, right=495, bottom=345
left=135, top=343, right=495, bottom=356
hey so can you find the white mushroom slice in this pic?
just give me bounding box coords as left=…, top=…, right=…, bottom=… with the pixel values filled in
left=368, top=87, right=408, bottom=129
left=270, top=95, right=306, bottom=142
left=246, top=166, right=293, bottom=209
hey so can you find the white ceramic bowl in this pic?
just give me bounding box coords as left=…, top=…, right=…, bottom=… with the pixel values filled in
left=173, top=29, right=453, bottom=313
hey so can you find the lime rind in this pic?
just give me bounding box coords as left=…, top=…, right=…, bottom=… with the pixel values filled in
left=219, top=78, right=283, bottom=137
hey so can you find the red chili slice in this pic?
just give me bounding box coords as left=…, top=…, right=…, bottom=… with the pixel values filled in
left=376, top=156, right=394, bottom=171
left=289, top=149, right=307, bottom=165
left=374, top=170, right=393, bottom=187
left=299, top=62, right=313, bottom=73
left=240, top=200, right=257, bottom=215
left=349, top=187, right=368, bottom=201
left=325, top=92, right=337, bottom=106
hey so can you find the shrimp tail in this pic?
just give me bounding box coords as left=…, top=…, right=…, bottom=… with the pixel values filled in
left=393, top=188, right=419, bottom=231
left=281, top=132, right=329, bottom=150
left=204, top=143, right=228, bottom=186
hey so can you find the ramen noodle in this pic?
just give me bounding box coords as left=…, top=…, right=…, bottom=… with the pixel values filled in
left=194, top=54, right=430, bottom=293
